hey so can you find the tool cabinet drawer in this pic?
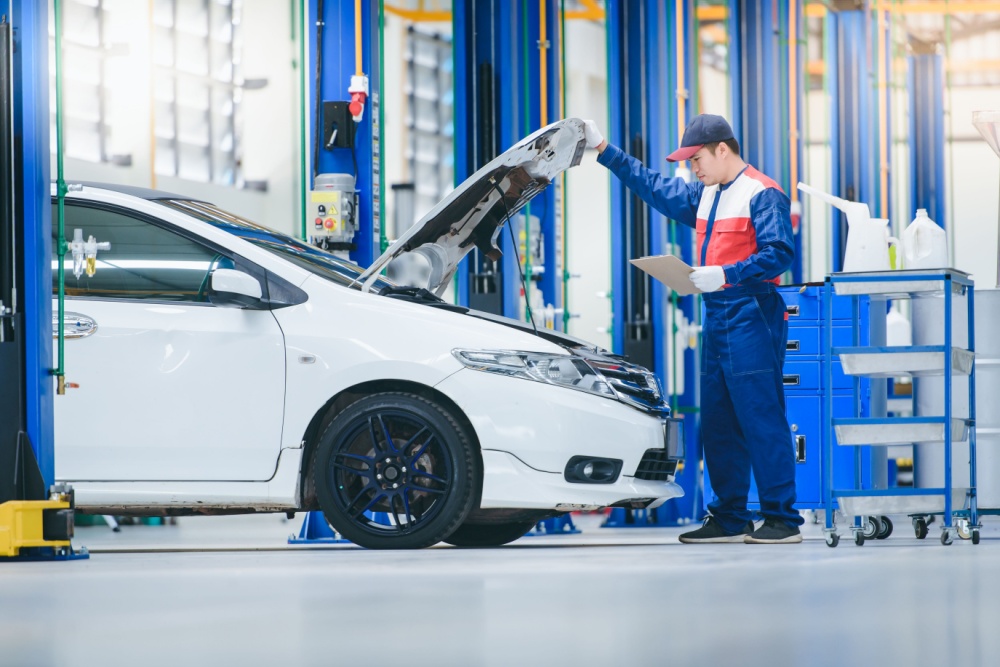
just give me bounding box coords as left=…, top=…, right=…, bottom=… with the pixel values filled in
left=785, top=326, right=853, bottom=356
left=780, top=286, right=853, bottom=322
left=782, top=359, right=851, bottom=391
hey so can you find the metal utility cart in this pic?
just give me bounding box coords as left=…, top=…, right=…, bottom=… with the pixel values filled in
left=823, top=270, right=979, bottom=547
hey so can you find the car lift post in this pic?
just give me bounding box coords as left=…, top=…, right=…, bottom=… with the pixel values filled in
left=0, top=0, right=86, bottom=561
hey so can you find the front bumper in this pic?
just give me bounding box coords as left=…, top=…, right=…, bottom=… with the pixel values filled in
left=477, top=450, right=683, bottom=510
left=435, top=368, right=684, bottom=509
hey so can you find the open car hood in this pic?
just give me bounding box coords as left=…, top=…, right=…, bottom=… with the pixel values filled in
left=357, top=118, right=586, bottom=294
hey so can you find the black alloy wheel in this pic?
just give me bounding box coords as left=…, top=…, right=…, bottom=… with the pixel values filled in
left=443, top=521, right=537, bottom=547
left=313, top=392, right=480, bottom=549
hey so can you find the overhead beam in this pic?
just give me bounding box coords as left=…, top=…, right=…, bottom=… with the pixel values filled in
left=807, top=1, right=1000, bottom=16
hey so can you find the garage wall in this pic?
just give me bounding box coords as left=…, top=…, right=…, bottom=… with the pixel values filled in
left=803, top=83, right=1000, bottom=287
left=563, top=18, right=612, bottom=350
left=52, top=0, right=300, bottom=236
left=947, top=86, right=1000, bottom=288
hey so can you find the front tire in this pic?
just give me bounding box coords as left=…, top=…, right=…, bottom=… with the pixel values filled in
left=443, top=521, right=536, bottom=547
left=313, top=392, right=481, bottom=549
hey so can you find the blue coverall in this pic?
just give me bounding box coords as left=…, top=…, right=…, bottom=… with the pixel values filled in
left=598, top=144, right=804, bottom=531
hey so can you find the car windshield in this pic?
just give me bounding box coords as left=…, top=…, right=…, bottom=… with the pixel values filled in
left=157, top=199, right=396, bottom=292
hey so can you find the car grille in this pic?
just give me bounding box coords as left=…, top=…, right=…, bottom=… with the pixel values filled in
left=593, top=363, right=666, bottom=413
left=633, top=449, right=677, bottom=481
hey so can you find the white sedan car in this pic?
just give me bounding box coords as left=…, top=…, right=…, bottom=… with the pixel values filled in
left=53, top=119, right=683, bottom=549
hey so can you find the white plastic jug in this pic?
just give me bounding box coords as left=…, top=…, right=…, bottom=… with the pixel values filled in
left=797, top=182, right=899, bottom=272
left=901, top=208, right=948, bottom=269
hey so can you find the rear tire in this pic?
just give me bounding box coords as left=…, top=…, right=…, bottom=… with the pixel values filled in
left=443, top=521, right=536, bottom=547
left=313, top=392, right=481, bottom=549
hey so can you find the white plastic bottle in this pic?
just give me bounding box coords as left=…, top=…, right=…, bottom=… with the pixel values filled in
left=901, top=208, right=948, bottom=269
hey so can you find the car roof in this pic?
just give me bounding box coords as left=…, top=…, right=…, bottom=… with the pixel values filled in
left=54, top=180, right=204, bottom=202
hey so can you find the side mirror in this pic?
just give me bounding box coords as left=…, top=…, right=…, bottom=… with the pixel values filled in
left=208, top=268, right=264, bottom=308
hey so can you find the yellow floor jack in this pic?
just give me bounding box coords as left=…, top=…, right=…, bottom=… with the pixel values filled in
left=0, top=483, right=87, bottom=561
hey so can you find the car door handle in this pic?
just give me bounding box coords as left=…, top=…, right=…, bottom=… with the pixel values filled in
left=53, top=312, right=98, bottom=339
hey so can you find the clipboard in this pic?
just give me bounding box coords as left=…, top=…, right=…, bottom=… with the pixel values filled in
left=629, top=255, right=701, bottom=296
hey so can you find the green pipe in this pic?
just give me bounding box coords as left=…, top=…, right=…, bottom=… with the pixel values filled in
left=560, top=0, right=570, bottom=333
left=802, top=11, right=813, bottom=281
left=53, top=0, right=67, bottom=393
left=823, top=8, right=831, bottom=276
left=778, top=0, right=790, bottom=193
left=298, top=0, right=308, bottom=240
left=604, top=8, right=614, bottom=350
left=521, top=0, right=532, bottom=322
left=379, top=0, right=388, bottom=254
left=671, top=3, right=694, bottom=411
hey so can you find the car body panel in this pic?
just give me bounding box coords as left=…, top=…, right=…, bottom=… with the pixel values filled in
left=359, top=119, right=586, bottom=294
left=67, top=447, right=303, bottom=512
left=435, top=368, right=668, bottom=477
left=53, top=295, right=287, bottom=482
left=479, top=450, right=682, bottom=510
left=272, top=274, right=567, bottom=451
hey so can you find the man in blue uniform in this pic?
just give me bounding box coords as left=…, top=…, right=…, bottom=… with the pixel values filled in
left=585, top=114, right=803, bottom=544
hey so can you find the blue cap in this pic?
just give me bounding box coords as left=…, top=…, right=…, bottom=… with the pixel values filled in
left=666, top=114, right=736, bottom=162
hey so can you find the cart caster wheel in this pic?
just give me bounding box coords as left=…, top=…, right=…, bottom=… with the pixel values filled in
left=876, top=516, right=893, bottom=540
left=941, top=530, right=953, bottom=546
left=862, top=516, right=879, bottom=539
left=854, top=532, right=865, bottom=547
left=973, top=529, right=981, bottom=545
left=825, top=533, right=840, bottom=548
left=957, top=520, right=972, bottom=540
left=913, top=518, right=928, bottom=540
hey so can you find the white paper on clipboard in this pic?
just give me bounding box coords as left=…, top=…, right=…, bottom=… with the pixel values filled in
left=629, top=255, right=702, bottom=296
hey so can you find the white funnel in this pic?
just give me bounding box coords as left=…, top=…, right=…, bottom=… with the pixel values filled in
left=797, top=182, right=872, bottom=230
left=973, top=110, right=1000, bottom=159
left=798, top=182, right=899, bottom=272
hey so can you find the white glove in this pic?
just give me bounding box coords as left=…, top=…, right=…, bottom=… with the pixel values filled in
left=583, top=119, right=604, bottom=149
left=690, top=265, right=726, bottom=292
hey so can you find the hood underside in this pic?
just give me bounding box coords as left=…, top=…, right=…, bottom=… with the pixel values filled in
left=359, top=118, right=586, bottom=294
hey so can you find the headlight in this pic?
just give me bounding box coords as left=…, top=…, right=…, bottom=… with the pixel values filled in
left=452, top=349, right=616, bottom=399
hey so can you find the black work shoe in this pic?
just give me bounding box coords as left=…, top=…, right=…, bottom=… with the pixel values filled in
left=678, top=517, right=755, bottom=544
left=744, top=518, right=803, bottom=544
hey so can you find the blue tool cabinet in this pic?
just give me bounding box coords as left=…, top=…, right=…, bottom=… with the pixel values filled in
left=702, top=284, right=882, bottom=513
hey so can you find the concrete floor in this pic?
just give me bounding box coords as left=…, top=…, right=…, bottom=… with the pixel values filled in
left=2, top=513, right=999, bottom=667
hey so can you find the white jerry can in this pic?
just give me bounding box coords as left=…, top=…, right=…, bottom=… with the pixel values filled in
left=901, top=208, right=948, bottom=270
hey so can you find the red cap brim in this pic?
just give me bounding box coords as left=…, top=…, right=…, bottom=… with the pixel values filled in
left=665, top=144, right=703, bottom=163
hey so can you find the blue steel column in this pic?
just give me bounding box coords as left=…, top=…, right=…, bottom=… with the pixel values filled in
left=452, top=2, right=471, bottom=306
left=12, top=0, right=55, bottom=486
left=667, top=0, right=701, bottom=524
left=524, top=1, right=563, bottom=328
left=605, top=3, right=625, bottom=352
left=607, top=0, right=657, bottom=371
left=737, top=0, right=781, bottom=179
left=789, top=0, right=805, bottom=284
left=496, top=7, right=522, bottom=321
left=309, top=0, right=381, bottom=268
left=728, top=0, right=805, bottom=281
left=606, top=1, right=700, bottom=524
left=908, top=53, right=946, bottom=227
left=827, top=6, right=890, bottom=271
left=646, top=0, right=666, bottom=382
left=451, top=3, right=527, bottom=320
